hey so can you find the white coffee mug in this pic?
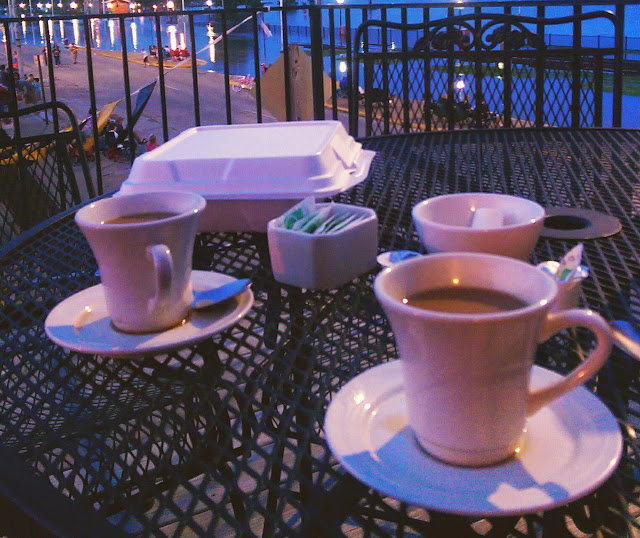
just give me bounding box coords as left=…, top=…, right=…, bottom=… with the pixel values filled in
left=374, top=252, right=612, bottom=467
left=76, top=191, right=206, bottom=333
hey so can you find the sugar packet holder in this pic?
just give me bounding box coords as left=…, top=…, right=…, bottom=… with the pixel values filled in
left=537, top=245, right=588, bottom=312
left=267, top=201, right=378, bottom=290
left=279, top=197, right=370, bottom=235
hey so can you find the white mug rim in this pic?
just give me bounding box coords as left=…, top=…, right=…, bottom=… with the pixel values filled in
left=76, top=191, right=206, bottom=231
left=374, top=252, right=558, bottom=322
left=412, top=193, right=546, bottom=233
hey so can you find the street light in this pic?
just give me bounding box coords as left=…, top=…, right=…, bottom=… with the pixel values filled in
left=167, top=23, right=177, bottom=50
left=455, top=78, right=466, bottom=101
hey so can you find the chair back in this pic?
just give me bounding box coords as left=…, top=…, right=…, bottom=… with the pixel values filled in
left=352, top=12, right=623, bottom=136
left=0, top=101, right=95, bottom=248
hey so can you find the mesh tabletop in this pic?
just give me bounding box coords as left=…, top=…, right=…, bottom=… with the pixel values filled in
left=1, top=128, right=640, bottom=536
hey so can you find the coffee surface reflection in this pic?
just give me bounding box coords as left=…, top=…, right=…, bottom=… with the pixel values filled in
left=406, top=287, right=528, bottom=314
left=105, top=212, right=178, bottom=225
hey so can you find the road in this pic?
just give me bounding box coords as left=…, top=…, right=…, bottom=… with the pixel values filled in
left=2, top=43, right=360, bottom=193
left=2, top=44, right=280, bottom=193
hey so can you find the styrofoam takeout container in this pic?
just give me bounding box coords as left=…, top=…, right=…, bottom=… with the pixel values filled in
left=268, top=203, right=378, bottom=290
left=118, top=121, right=376, bottom=232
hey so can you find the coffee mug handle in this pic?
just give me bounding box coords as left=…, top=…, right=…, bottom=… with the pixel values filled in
left=527, top=308, right=612, bottom=415
left=146, top=244, right=173, bottom=314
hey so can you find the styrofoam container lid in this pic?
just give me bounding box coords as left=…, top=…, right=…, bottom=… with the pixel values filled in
left=121, top=121, right=376, bottom=200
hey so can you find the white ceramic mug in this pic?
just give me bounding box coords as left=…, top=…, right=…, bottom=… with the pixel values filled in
left=76, top=191, right=206, bottom=333
left=374, top=252, right=612, bottom=467
left=412, top=193, right=545, bottom=260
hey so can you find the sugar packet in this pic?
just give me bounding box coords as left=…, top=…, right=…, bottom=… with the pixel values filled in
left=556, top=244, right=584, bottom=282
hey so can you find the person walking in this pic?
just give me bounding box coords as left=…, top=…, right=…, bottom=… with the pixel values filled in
left=142, top=48, right=149, bottom=67
left=70, top=43, right=79, bottom=64
left=52, top=43, right=61, bottom=66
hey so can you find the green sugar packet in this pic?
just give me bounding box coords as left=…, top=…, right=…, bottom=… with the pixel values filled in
left=291, top=212, right=317, bottom=231
left=301, top=206, right=332, bottom=233
left=282, top=197, right=315, bottom=229
left=283, top=207, right=306, bottom=229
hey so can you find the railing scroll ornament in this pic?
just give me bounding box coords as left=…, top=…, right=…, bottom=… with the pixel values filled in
left=413, top=17, right=544, bottom=52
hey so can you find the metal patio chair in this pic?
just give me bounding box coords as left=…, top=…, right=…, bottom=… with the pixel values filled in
left=351, top=11, right=623, bottom=136
left=0, top=101, right=96, bottom=249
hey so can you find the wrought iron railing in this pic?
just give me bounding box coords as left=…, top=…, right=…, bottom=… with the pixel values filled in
left=0, top=1, right=636, bottom=193
left=352, top=11, right=623, bottom=136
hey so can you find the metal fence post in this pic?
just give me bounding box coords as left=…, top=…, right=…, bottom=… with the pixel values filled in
left=613, top=3, right=624, bottom=127
left=309, top=2, right=326, bottom=120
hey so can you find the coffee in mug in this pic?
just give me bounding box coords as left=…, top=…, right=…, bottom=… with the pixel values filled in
left=405, top=287, right=527, bottom=314
left=76, top=192, right=206, bottom=333
left=104, top=211, right=179, bottom=225
left=374, top=252, right=612, bottom=467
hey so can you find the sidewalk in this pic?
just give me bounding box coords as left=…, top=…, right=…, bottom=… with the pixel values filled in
left=2, top=43, right=358, bottom=194
left=3, top=43, right=278, bottom=193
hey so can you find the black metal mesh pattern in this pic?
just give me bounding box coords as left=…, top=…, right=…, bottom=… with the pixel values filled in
left=360, top=54, right=610, bottom=137
left=0, top=102, right=96, bottom=249
left=1, top=129, right=640, bottom=536
left=353, top=13, right=622, bottom=137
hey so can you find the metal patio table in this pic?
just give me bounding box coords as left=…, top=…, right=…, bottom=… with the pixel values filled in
left=1, top=128, right=640, bottom=537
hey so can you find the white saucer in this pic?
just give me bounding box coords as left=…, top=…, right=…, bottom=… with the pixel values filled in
left=324, top=361, right=622, bottom=516
left=612, top=320, right=640, bottom=361
left=45, top=271, right=254, bottom=358
left=376, top=250, right=422, bottom=268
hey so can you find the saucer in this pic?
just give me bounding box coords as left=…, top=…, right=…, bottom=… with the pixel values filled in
left=324, top=361, right=622, bottom=516
left=376, top=250, right=422, bottom=268
left=45, top=271, right=254, bottom=358
left=612, top=320, right=640, bottom=361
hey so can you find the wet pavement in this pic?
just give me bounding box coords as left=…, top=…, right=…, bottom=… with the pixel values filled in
left=2, top=43, right=281, bottom=194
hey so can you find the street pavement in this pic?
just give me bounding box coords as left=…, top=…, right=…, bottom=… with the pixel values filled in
left=2, top=43, right=356, bottom=197
left=2, top=43, right=281, bottom=194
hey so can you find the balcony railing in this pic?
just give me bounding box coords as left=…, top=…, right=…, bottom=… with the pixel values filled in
left=0, top=0, right=637, bottom=193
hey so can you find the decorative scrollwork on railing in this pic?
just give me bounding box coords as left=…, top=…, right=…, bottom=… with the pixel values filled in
left=412, top=16, right=545, bottom=53
left=484, top=22, right=544, bottom=50
left=414, top=22, right=474, bottom=52
left=431, top=27, right=466, bottom=50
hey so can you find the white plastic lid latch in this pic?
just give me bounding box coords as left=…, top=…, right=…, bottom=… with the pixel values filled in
left=330, top=137, right=359, bottom=169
